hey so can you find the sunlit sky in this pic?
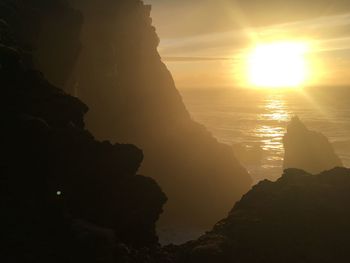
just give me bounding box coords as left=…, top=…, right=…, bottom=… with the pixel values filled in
left=144, top=0, right=350, bottom=88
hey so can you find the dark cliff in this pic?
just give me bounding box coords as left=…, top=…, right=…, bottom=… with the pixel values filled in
left=0, top=5, right=167, bottom=262
left=0, top=0, right=250, bottom=246
left=283, top=116, right=343, bottom=174
left=67, top=0, right=251, bottom=230
left=176, top=167, right=350, bottom=263
left=1, top=0, right=251, bottom=234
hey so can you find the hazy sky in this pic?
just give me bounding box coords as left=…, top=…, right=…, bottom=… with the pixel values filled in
left=144, top=0, right=350, bottom=88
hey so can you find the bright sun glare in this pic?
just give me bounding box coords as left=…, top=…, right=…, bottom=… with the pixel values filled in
left=247, top=41, right=310, bottom=89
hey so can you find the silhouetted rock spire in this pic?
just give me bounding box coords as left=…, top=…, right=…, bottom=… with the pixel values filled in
left=283, top=116, right=342, bottom=174
left=66, top=0, right=251, bottom=231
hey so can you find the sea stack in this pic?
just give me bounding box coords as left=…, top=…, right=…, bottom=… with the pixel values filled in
left=283, top=116, right=342, bottom=174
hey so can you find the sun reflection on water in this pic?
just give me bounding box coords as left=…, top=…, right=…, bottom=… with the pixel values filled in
left=254, top=93, right=291, bottom=162
left=259, top=96, right=290, bottom=122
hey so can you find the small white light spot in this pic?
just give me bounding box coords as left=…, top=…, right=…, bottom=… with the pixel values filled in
left=56, top=191, right=62, bottom=196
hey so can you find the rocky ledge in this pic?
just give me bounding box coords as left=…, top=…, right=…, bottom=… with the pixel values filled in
left=176, top=167, right=350, bottom=263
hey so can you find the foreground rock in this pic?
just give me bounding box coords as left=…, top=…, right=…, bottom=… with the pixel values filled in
left=176, top=167, right=350, bottom=263
left=283, top=116, right=342, bottom=174
left=0, top=19, right=166, bottom=263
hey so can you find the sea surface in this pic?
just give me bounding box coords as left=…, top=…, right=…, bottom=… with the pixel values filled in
left=179, top=86, right=350, bottom=183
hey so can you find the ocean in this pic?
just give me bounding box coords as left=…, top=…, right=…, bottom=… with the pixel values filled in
left=179, top=86, right=350, bottom=183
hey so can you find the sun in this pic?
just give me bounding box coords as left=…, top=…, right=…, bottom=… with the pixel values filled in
left=247, top=41, right=310, bottom=89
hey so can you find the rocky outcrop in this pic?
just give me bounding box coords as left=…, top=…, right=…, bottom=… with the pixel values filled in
left=176, top=167, right=350, bottom=263
left=67, top=0, right=251, bottom=230
left=1, top=0, right=251, bottom=235
left=283, top=116, right=342, bottom=174
left=0, top=14, right=166, bottom=263
left=0, top=0, right=251, bottom=233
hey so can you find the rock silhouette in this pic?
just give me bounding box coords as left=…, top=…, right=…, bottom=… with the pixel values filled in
left=7, top=0, right=252, bottom=231
left=0, top=11, right=167, bottom=263
left=175, top=167, right=350, bottom=263
left=283, top=116, right=343, bottom=174
left=64, top=0, right=251, bottom=231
